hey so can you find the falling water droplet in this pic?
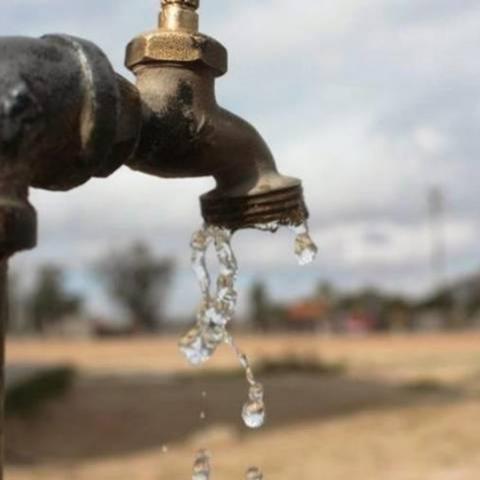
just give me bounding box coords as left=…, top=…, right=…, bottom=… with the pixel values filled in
left=200, top=410, right=206, bottom=420
left=242, top=383, right=266, bottom=429
left=161, top=445, right=169, bottom=454
left=246, top=467, right=264, bottom=480
left=292, top=222, right=318, bottom=266
left=192, top=449, right=211, bottom=480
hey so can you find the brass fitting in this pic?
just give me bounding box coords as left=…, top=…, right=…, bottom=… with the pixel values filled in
left=160, top=0, right=200, bottom=32
left=125, top=0, right=227, bottom=77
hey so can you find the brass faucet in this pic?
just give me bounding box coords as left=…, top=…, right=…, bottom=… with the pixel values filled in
left=0, top=2, right=311, bottom=475
left=126, top=0, right=308, bottom=230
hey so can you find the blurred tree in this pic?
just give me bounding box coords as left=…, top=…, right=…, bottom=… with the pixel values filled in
left=316, top=281, right=335, bottom=301
left=249, top=281, right=271, bottom=332
left=95, top=243, right=174, bottom=332
left=27, top=266, right=83, bottom=333
left=315, top=280, right=338, bottom=332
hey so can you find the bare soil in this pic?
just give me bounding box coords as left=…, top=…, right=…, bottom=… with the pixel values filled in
left=5, top=333, right=480, bottom=480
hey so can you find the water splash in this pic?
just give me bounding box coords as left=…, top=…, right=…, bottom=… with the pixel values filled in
left=179, top=226, right=238, bottom=366
left=192, top=449, right=211, bottom=480
left=181, top=222, right=316, bottom=419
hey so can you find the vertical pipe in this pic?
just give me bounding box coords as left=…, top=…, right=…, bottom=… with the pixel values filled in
left=0, top=258, right=7, bottom=480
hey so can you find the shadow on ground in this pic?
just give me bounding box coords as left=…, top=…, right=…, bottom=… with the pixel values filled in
left=5, top=369, right=463, bottom=466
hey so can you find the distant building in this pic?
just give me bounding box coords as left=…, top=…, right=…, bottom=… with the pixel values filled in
left=285, top=299, right=329, bottom=332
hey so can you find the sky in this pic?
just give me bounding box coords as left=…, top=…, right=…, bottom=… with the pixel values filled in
left=2, top=0, right=480, bottom=319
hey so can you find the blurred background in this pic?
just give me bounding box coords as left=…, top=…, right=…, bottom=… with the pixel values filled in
left=3, top=1, right=480, bottom=479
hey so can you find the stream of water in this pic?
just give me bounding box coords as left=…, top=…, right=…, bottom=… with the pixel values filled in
left=180, top=222, right=318, bottom=479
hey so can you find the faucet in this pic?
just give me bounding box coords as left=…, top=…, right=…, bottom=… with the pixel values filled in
left=0, top=1, right=311, bottom=476
left=125, top=0, right=308, bottom=231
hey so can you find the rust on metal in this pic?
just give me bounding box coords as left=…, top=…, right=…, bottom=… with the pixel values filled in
left=201, top=185, right=309, bottom=231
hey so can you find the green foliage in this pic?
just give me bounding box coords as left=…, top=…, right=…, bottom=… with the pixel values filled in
left=256, top=355, right=346, bottom=376
left=6, top=367, right=76, bottom=417
left=402, top=377, right=455, bottom=394
left=27, top=265, right=83, bottom=332
left=249, top=281, right=271, bottom=331
left=95, top=242, right=174, bottom=332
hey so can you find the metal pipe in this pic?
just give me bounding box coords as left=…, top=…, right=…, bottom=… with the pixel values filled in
left=0, top=36, right=142, bottom=477
left=0, top=259, right=6, bottom=480
left=0, top=34, right=142, bottom=254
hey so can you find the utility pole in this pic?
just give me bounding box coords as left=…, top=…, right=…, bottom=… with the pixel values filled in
left=427, top=186, right=447, bottom=292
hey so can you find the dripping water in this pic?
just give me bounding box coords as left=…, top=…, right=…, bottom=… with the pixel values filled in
left=192, top=449, right=211, bottom=480
left=246, top=467, right=264, bottom=480
left=181, top=221, right=317, bottom=479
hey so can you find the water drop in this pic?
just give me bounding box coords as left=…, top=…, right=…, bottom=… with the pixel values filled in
left=254, top=221, right=280, bottom=233
left=292, top=222, right=318, bottom=266
left=242, top=383, right=266, bottom=429
left=200, top=410, right=206, bottom=420
left=246, top=467, right=264, bottom=480
left=161, top=445, right=169, bottom=454
left=192, top=449, right=211, bottom=480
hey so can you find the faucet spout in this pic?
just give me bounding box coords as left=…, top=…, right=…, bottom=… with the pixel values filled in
left=125, top=0, right=309, bottom=231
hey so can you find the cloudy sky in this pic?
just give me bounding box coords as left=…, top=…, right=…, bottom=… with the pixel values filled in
left=2, top=0, right=479, bottom=318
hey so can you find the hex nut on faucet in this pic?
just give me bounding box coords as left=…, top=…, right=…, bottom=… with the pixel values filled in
left=126, top=31, right=227, bottom=77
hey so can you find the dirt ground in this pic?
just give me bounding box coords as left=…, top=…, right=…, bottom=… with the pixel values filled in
left=5, top=333, right=480, bottom=480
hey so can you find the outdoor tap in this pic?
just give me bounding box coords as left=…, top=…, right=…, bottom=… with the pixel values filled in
left=126, top=0, right=309, bottom=231
left=0, top=35, right=142, bottom=255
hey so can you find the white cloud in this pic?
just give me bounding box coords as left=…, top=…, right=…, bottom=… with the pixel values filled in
left=413, top=126, right=449, bottom=156
left=313, top=219, right=476, bottom=267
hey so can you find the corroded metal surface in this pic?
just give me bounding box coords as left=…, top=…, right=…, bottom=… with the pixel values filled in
left=0, top=34, right=142, bottom=255
left=0, top=35, right=141, bottom=193
left=201, top=185, right=309, bottom=232
left=0, top=260, right=6, bottom=480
